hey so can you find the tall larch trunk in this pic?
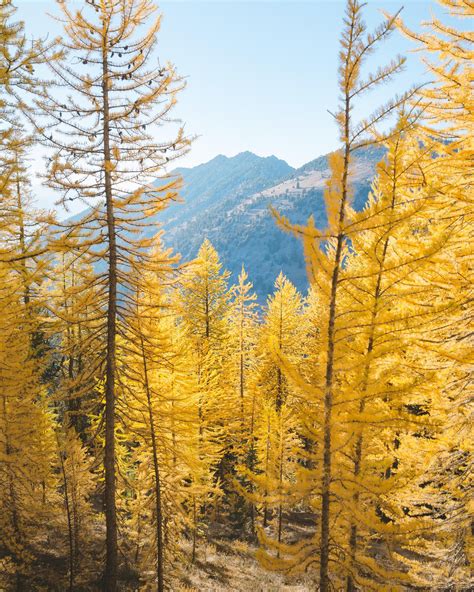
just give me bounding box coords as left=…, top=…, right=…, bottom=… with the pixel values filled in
left=320, top=96, right=352, bottom=592
left=263, top=413, right=271, bottom=528
left=140, top=333, right=165, bottom=592
left=15, top=163, right=30, bottom=308
left=59, top=448, right=75, bottom=592
left=249, top=386, right=257, bottom=537
left=346, top=144, right=399, bottom=592
left=277, top=414, right=284, bottom=557
left=319, top=6, right=358, bottom=585
left=276, top=298, right=284, bottom=550
left=102, top=38, right=118, bottom=592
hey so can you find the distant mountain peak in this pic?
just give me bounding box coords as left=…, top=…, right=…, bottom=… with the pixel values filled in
left=231, top=150, right=289, bottom=163
left=155, top=145, right=384, bottom=298
left=156, top=147, right=295, bottom=232
left=173, top=150, right=291, bottom=176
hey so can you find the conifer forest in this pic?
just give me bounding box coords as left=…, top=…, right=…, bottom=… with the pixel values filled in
left=0, top=0, right=472, bottom=589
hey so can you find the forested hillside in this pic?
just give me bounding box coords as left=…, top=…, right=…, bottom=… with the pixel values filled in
left=0, top=0, right=472, bottom=591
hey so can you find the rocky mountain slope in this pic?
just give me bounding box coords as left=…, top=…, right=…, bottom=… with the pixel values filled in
left=66, top=147, right=384, bottom=299
left=153, top=146, right=384, bottom=298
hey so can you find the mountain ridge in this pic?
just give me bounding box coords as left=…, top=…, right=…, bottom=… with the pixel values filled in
left=65, top=148, right=383, bottom=298
left=152, top=146, right=383, bottom=297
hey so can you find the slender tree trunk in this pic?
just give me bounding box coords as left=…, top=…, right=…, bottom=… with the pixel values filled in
left=346, top=153, right=398, bottom=592
left=320, top=202, right=343, bottom=592
left=102, top=45, right=118, bottom=592
left=59, top=450, right=75, bottom=592
left=263, top=413, right=271, bottom=528
left=347, top=271, right=380, bottom=592
left=249, top=390, right=257, bottom=538
left=276, top=296, right=284, bottom=412
left=250, top=494, right=256, bottom=539
left=170, top=359, right=177, bottom=470
left=238, top=312, right=252, bottom=530
left=194, top=353, right=203, bottom=562
left=205, top=278, right=210, bottom=339
left=239, top=301, right=246, bottom=433
left=71, top=456, right=80, bottom=573
left=191, top=496, right=197, bottom=564
left=320, top=98, right=351, bottom=592
left=197, top=352, right=203, bottom=440
left=1, top=395, right=22, bottom=590
left=277, top=418, right=284, bottom=558
left=77, top=317, right=85, bottom=434
left=139, top=333, right=165, bottom=592
left=15, top=166, right=30, bottom=308
left=277, top=503, right=283, bottom=556
left=276, top=306, right=284, bottom=555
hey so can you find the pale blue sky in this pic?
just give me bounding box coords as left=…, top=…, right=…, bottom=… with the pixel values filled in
left=16, top=0, right=439, bottom=210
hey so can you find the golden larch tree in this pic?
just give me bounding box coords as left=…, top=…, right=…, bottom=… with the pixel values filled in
left=28, top=0, right=190, bottom=587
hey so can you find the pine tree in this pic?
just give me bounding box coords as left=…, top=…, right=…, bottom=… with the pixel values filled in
left=226, top=266, right=260, bottom=533
left=239, top=273, right=304, bottom=550
left=0, top=0, right=53, bottom=331
left=49, top=251, right=103, bottom=434
left=27, top=0, right=189, bottom=586
left=272, top=2, right=418, bottom=587
left=176, top=240, right=231, bottom=560
left=392, top=3, right=474, bottom=586
left=0, top=267, right=59, bottom=589
left=397, top=0, right=473, bottom=217
left=0, top=0, right=53, bottom=127
left=0, top=49, right=60, bottom=586
left=229, top=267, right=259, bottom=454
left=337, top=118, right=454, bottom=590
left=120, top=240, right=201, bottom=590
left=0, top=0, right=55, bottom=266
left=57, top=426, right=96, bottom=591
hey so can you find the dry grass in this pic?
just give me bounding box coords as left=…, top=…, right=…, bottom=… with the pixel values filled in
left=172, top=539, right=314, bottom=591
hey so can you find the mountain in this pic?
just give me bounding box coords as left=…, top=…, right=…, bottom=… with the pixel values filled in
left=65, top=147, right=384, bottom=299
left=152, top=146, right=384, bottom=298
left=153, top=151, right=294, bottom=228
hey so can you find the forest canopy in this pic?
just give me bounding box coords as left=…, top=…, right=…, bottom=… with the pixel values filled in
left=0, top=0, right=472, bottom=590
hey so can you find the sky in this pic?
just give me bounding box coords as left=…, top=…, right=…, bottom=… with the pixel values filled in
left=15, top=0, right=440, bottom=211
